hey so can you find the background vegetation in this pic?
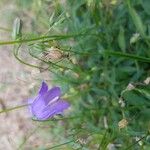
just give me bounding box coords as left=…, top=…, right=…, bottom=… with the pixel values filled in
left=0, top=0, right=150, bottom=149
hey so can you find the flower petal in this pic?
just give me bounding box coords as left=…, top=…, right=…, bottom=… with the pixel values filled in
left=31, top=96, right=46, bottom=118
left=36, top=99, right=70, bottom=120
left=30, top=86, right=61, bottom=119
left=38, top=81, right=48, bottom=95
left=43, top=86, right=61, bottom=105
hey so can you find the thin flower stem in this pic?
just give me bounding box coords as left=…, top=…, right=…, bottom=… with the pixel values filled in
left=13, top=44, right=45, bottom=69
left=32, top=115, right=81, bottom=122
left=44, top=140, right=74, bottom=150
left=124, top=131, right=149, bottom=150
left=0, top=104, right=29, bottom=114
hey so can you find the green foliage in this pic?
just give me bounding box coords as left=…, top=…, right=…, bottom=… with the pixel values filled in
left=0, top=0, right=150, bottom=149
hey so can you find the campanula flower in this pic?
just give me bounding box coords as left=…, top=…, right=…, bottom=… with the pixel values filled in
left=28, top=81, right=70, bottom=120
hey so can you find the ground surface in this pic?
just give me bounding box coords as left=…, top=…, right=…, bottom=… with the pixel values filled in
left=0, top=1, right=51, bottom=149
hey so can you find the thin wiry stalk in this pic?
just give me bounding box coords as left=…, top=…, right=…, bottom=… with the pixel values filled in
left=0, top=104, right=29, bottom=114
left=44, top=140, right=75, bottom=150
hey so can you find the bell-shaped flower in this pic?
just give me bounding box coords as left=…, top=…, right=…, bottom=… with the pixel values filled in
left=28, top=81, right=70, bottom=120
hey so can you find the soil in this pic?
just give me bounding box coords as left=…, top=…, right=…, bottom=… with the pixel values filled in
left=0, top=1, right=51, bottom=149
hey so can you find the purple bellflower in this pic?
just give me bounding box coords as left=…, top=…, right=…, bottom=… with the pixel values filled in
left=28, top=81, right=70, bottom=120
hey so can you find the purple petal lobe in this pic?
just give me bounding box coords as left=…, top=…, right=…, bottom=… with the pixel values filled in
left=43, top=87, right=61, bottom=105
left=35, top=100, right=70, bottom=120
left=38, top=81, right=48, bottom=95
left=31, top=96, right=46, bottom=119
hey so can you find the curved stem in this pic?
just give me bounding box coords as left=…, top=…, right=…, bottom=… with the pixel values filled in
left=13, top=44, right=45, bottom=69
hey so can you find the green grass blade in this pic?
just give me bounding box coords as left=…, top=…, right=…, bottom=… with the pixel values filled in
left=0, top=33, right=90, bottom=45
left=44, top=140, right=74, bottom=150
left=104, top=50, right=150, bottom=63
left=127, top=0, right=146, bottom=37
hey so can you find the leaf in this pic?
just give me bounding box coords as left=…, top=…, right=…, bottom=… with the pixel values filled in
left=122, top=84, right=150, bottom=106
left=104, top=50, right=150, bottom=63
left=141, top=0, right=150, bottom=15
left=122, top=90, right=149, bottom=106
left=12, top=18, right=22, bottom=40
left=134, top=84, right=150, bottom=100
left=139, top=108, right=150, bottom=120
left=118, top=26, right=126, bottom=52
left=127, top=0, right=146, bottom=37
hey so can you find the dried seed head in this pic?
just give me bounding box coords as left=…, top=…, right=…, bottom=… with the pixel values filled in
left=130, top=33, right=140, bottom=44
left=118, top=97, right=125, bottom=108
left=126, top=83, right=135, bottom=91
left=41, top=47, right=63, bottom=61
left=144, top=77, right=150, bottom=85
left=118, top=118, right=128, bottom=129
left=77, top=138, right=87, bottom=145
